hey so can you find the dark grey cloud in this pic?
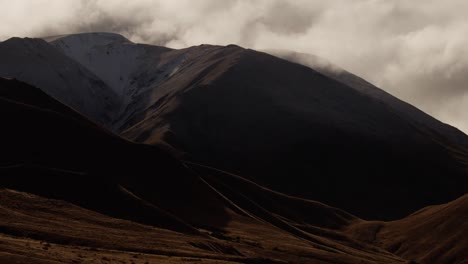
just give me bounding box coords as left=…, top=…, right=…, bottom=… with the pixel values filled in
left=0, top=0, right=467, bottom=132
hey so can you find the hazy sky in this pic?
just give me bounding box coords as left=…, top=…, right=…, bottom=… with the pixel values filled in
left=1, top=0, right=467, bottom=133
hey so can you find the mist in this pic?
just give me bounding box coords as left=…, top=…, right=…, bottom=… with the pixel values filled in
left=0, top=0, right=467, bottom=133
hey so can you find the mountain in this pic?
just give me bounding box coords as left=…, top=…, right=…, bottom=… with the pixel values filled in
left=0, top=77, right=408, bottom=264
left=0, top=37, right=120, bottom=126
left=41, top=33, right=468, bottom=220
left=0, top=77, right=465, bottom=263
left=0, top=31, right=466, bottom=263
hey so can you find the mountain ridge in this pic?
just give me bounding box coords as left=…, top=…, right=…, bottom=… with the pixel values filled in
left=0, top=31, right=466, bottom=263
left=1, top=32, right=465, bottom=220
left=0, top=77, right=414, bottom=264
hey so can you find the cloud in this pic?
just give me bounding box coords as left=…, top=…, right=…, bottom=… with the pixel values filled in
left=0, top=0, right=467, bottom=133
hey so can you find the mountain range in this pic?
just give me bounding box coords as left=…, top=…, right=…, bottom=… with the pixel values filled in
left=0, top=32, right=466, bottom=264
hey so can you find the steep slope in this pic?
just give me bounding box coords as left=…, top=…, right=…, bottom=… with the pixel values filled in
left=46, top=32, right=177, bottom=129
left=45, top=34, right=242, bottom=133
left=0, top=37, right=120, bottom=126
left=45, top=33, right=160, bottom=96
left=347, top=194, right=468, bottom=264
left=0, top=77, right=222, bottom=233
left=44, top=33, right=468, bottom=220
left=121, top=46, right=467, bottom=220
left=271, top=50, right=468, bottom=152
left=0, top=77, right=412, bottom=263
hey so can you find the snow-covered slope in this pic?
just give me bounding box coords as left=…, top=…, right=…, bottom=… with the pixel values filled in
left=46, top=32, right=188, bottom=130
left=0, top=37, right=120, bottom=126
left=46, top=33, right=143, bottom=96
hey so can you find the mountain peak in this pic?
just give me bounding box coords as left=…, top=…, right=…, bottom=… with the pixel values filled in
left=1, top=37, right=49, bottom=48
left=43, top=32, right=131, bottom=45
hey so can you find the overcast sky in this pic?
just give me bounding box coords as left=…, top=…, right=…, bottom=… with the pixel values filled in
left=1, top=0, right=467, bottom=133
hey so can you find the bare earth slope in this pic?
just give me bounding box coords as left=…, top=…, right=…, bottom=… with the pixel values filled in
left=347, top=194, right=468, bottom=264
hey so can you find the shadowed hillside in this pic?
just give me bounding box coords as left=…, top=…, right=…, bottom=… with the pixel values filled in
left=0, top=32, right=466, bottom=263
left=115, top=45, right=467, bottom=220
left=1, top=77, right=414, bottom=263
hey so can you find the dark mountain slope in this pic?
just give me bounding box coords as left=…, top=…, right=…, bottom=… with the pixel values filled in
left=0, top=32, right=465, bottom=263
left=43, top=34, right=467, bottom=220
left=118, top=47, right=467, bottom=220
left=13, top=34, right=461, bottom=221
left=0, top=77, right=411, bottom=263
left=0, top=77, right=226, bottom=233
left=272, top=50, right=468, bottom=152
